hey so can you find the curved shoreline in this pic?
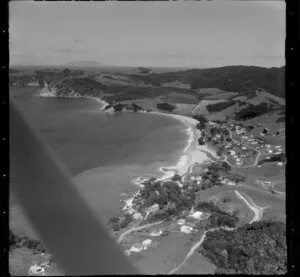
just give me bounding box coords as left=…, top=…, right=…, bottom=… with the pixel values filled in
left=144, top=111, right=213, bottom=182
left=37, top=91, right=215, bottom=216
left=37, top=90, right=212, bottom=183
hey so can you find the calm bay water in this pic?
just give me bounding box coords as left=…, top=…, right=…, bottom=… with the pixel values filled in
left=10, top=87, right=188, bottom=236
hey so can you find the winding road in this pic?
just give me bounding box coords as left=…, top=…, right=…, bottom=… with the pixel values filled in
left=224, top=127, right=262, bottom=166
left=234, top=190, right=270, bottom=224
left=117, top=220, right=164, bottom=243
left=167, top=189, right=271, bottom=275
left=204, top=126, right=262, bottom=168
left=167, top=230, right=210, bottom=275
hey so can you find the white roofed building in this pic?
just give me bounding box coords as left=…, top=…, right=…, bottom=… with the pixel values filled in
left=130, top=243, right=144, bottom=253
left=180, top=225, right=193, bottom=234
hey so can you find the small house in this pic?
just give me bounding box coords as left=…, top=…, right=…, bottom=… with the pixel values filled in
left=180, top=225, right=193, bottom=234
left=130, top=243, right=144, bottom=253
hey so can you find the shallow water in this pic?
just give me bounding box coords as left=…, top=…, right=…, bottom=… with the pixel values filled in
left=10, top=87, right=189, bottom=236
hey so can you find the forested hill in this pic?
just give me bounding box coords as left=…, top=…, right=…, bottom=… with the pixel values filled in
left=128, top=65, right=285, bottom=98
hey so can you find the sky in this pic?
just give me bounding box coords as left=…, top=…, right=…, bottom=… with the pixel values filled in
left=9, top=0, right=285, bottom=68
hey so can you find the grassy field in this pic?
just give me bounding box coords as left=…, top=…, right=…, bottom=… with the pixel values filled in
left=192, top=99, right=227, bottom=115
left=9, top=248, right=62, bottom=276
left=203, top=92, right=239, bottom=100
left=130, top=232, right=195, bottom=274
left=174, top=230, right=216, bottom=275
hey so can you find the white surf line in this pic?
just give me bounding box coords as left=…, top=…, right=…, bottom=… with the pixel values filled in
left=234, top=190, right=270, bottom=224
left=117, top=221, right=164, bottom=243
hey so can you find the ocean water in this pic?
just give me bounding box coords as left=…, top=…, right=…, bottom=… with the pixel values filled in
left=10, top=87, right=189, bottom=236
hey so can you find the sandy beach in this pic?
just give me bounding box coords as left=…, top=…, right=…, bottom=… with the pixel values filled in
left=147, top=111, right=217, bottom=181
left=37, top=88, right=216, bottom=184
left=123, top=111, right=218, bottom=216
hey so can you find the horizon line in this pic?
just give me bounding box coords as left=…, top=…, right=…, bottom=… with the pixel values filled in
left=9, top=63, right=285, bottom=70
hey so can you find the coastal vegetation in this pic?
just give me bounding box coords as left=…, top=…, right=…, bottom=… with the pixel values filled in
left=156, top=102, right=176, bottom=112
left=107, top=160, right=242, bottom=233
left=193, top=115, right=207, bottom=130
left=104, top=102, right=144, bottom=112
left=9, top=68, right=84, bottom=87
left=107, top=214, right=134, bottom=232
left=10, top=65, right=286, bottom=275
left=9, top=230, right=46, bottom=254
left=201, top=221, right=287, bottom=274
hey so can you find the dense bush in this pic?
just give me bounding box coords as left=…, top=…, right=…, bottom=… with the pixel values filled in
left=9, top=230, right=46, bottom=253
left=198, top=137, right=205, bottom=145
left=234, top=103, right=274, bottom=121
left=193, top=115, right=207, bottom=130
left=104, top=104, right=113, bottom=110
left=113, top=103, right=125, bottom=112
left=118, top=214, right=133, bottom=229
left=227, top=172, right=246, bottom=183
left=201, top=221, right=287, bottom=274
left=171, top=174, right=182, bottom=181
left=156, top=102, right=176, bottom=111
left=195, top=202, right=238, bottom=228
left=147, top=210, right=170, bottom=223
left=258, top=153, right=285, bottom=165
left=127, top=66, right=285, bottom=98
left=131, top=103, right=143, bottom=112
left=107, top=216, right=121, bottom=231
left=207, top=162, right=231, bottom=173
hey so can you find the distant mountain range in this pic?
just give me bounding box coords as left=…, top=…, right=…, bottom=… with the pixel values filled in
left=63, top=61, right=107, bottom=67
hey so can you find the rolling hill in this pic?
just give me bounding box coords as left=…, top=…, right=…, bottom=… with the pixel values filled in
left=127, top=66, right=285, bottom=98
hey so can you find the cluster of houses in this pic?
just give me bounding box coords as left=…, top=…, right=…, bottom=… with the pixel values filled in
left=124, top=238, right=153, bottom=256
left=220, top=178, right=236, bottom=186
left=188, top=175, right=202, bottom=185
left=123, top=209, right=211, bottom=256
left=28, top=261, right=51, bottom=276
left=229, top=124, right=247, bottom=135
left=224, top=146, right=255, bottom=166
left=205, top=122, right=285, bottom=167
left=226, top=123, right=284, bottom=166
left=205, top=123, right=254, bottom=166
